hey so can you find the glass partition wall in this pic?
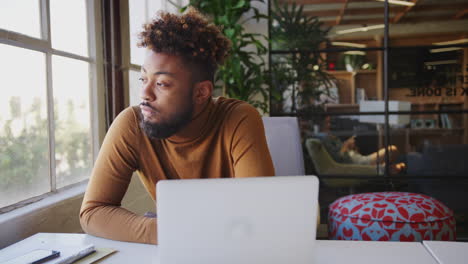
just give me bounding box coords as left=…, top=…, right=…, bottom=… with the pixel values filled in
left=269, top=0, right=468, bottom=240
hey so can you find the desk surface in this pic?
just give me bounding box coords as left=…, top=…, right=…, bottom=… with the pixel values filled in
left=0, top=233, right=440, bottom=264
left=0, top=233, right=157, bottom=264
left=314, top=240, right=437, bottom=264
left=423, top=241, right=468, bottom=264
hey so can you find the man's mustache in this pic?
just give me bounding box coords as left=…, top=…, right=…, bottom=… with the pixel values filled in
left=140, top=102, right=158, bottom=112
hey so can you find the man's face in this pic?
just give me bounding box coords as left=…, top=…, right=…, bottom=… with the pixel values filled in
left=139, top=51, right=195, bottom=139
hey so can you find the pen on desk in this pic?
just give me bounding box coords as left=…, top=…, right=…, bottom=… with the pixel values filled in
left=55, top=244, right=95, bottom=264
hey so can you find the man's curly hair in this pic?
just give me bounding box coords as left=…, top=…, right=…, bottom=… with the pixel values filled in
left=138, top=8, right=231, bottom=83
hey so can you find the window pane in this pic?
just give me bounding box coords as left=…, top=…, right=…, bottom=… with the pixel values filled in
left=147, top=0, right=165, bottom=17
left=0, top=0, right=41, bottom=38
left=0, top=44, right=49, bottom=208
left=384, top=0, right=468, bottom=240
left=129, top=0, right=147, bottom=65
left=52, top=55, right=92, bottom=188
left=50, top=0, right=88, bottom=57
left=129, top=0, right=167, bottom=65
left=129, top=69, right=141, bottom=106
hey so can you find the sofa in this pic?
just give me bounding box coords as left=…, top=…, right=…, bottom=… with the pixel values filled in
left=406, top=144, right=468, bottom=213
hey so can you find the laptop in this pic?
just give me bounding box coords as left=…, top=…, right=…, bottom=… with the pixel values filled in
left=156, top=176, right=319, bottom=264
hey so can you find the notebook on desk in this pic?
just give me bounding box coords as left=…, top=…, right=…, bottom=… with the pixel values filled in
left=156, top=176, right=319, bottom=264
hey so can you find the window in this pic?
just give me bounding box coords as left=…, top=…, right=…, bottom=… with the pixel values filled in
left=127, top=0, right=187, bottom=105
left=0, top=0, right=101, bottom=210
left=0, top=1, right=42, bottom=38
left=128, top=0, right=161, bottom=106
left=270, top=0, right=468, bottom=238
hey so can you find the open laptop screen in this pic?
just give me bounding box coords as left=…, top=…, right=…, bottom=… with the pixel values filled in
left=156, top=176, right=319, bottom=264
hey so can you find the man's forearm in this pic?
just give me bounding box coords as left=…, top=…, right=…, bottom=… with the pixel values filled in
left=80, top=205, right=157, bottom=244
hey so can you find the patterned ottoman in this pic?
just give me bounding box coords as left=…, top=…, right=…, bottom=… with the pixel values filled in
left=328, top=192, right=456, bottom=241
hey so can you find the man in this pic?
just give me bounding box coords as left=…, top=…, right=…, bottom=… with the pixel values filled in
left=79, top=9, right=275, bottom=244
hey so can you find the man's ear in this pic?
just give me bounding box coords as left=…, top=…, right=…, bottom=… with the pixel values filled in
left=193, top=80, right=213, bottom=104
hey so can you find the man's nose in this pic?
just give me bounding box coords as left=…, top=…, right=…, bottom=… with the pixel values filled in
left=141, top=82, right=156, bottom=102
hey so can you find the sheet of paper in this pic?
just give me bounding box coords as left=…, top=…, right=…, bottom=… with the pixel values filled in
left=73, top=248, right=117, bottom=264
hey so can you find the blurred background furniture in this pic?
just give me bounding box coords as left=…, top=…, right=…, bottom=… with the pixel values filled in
left=407, top=144, right=468, bottom=216
left=305, top=138, right=377, bottom=190
left=359, top=100, right=412, bottom=151
left=359, top=100, right=412, bottom=126
left=407, top=144, right=468, bottom=176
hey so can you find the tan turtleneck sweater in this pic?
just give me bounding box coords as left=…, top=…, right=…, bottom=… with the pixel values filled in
left=79, top=97, right=275, bottom=244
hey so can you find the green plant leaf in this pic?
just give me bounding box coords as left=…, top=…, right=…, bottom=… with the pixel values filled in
left=181, top=0, right=270, bottom=113
left=225, top=28, right=235, bottom=38
left=233, top=0, right=247, bottom=9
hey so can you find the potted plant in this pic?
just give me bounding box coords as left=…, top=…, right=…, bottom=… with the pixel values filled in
left=270, top=0, right=333, bottom=117
left=180, top=0, right=270, bottom=113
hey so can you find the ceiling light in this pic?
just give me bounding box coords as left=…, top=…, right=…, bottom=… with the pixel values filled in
left=375, top=0, right=415, bottom=6
left=336, top=24, right=385, bottom=35
left=344, top=51, right=366, bottom=56
left=331, top=42, right=367, bottom=48
left=429, top=47, right=462, bottom=53
left=433, top=38, right=468, bottom=46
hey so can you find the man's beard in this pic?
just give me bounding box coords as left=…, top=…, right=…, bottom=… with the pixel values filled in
left=139, top=94, right=194, bottom=139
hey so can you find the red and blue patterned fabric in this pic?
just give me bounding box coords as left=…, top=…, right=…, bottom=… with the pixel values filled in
left=328, top=192, right=456, bottom=241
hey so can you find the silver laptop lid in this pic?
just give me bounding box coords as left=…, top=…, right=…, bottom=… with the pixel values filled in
left=157, top=176, right=319, bottom=264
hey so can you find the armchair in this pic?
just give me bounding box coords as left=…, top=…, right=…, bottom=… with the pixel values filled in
left=305, top=138, right=379, bottom=188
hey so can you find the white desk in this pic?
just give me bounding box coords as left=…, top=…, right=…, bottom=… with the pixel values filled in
left=314, top=240, right=438, bottom=264
left=423, top=241, right=468, bottom=264
left=0, top=233, right=157, bottom=264
left=0, top=233, right=439, bottom=264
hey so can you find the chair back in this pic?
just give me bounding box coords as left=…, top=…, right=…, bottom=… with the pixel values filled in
left=307, top=138, right=338, bottom=174
left=305, top=138, right=377, bottom=189
left=262, top=117, right=305, bottom=176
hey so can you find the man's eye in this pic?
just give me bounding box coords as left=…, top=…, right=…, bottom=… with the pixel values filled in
left=156, top=82, right=167, bottom=87
left=139, top=78, right=146, bottom=83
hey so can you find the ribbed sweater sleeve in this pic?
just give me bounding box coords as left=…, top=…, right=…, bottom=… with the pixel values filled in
left=79, top=107, right=157, bottom=244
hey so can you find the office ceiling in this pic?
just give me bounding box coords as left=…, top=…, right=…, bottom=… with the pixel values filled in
left=277, top=0, right=468, bottom=39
